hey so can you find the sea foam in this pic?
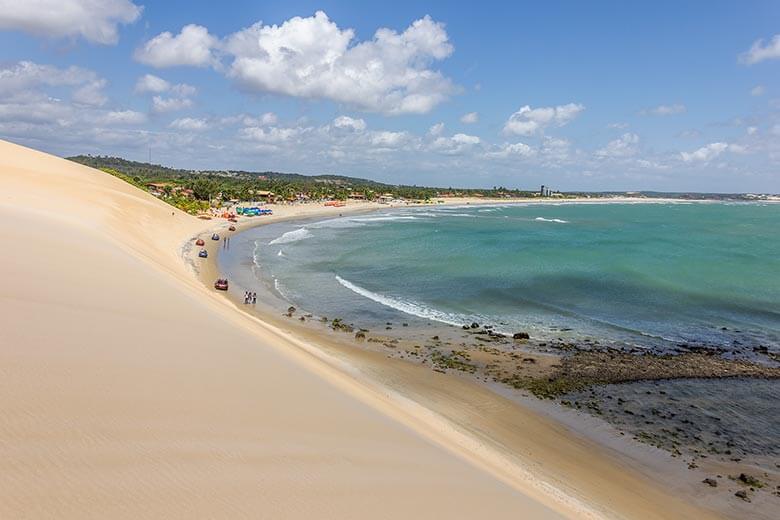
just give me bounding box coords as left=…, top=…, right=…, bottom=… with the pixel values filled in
left=269, top=228, right=313, bottom=245
left=535, top=217, right=569, bottom=223
left=335, top=275, right=486, bottom=328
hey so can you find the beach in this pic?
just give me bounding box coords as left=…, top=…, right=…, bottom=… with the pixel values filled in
left=1, top=138, right=769, bottom=519
left=189, top=197, right=779, bottom=516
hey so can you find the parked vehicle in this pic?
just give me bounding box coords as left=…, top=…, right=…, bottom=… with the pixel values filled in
left=198, top=250, right=208, bottom=258
left=214, top=279, right=228, bottom=290
left=211, top=233, right=220, bottom=241
left=195, top=238, right=205, bottom=246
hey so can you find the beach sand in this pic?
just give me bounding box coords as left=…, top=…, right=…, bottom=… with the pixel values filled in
left=0, top=139, right=732, bottom=519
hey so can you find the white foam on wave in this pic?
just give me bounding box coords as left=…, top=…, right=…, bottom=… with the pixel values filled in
left=308, top=218, right=366, bottom=229
left=269, top=228, right=313, bottom=245
left=277, top=249, right=284, bottom=257
left=535, top=217, right=569, bottom=223
left=335, top=275, right=485, bottom=327
left=273, top=277, right=293, bottom=300
left=351, top=215, right=421, bottom=222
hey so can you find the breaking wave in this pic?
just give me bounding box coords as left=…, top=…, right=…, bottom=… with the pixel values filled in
left=335, top=275, right=487, bottom=328
left=269, top=228, right=313, bottom=245
left=535, top=217, right=569, bottom=223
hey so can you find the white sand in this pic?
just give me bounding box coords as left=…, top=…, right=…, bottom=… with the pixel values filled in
left=0, top=140, right=576, bottom=517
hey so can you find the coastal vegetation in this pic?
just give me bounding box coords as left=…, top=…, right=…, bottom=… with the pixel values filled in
left=69, top=155, right=545, bottom=208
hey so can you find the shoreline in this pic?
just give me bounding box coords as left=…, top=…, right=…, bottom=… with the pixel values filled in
left=186, top=197, right=772, bottom=518
left=5, top=140, right=773, bottom=518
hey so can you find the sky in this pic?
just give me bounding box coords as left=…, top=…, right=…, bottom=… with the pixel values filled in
left=0, top=1, right=779, bottom=192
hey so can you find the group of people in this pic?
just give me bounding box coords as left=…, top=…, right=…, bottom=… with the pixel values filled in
left=244, top=291, right=256, bottom=305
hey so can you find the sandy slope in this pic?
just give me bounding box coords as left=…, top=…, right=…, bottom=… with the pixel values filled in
left=0, top=140, right=578, bottom=517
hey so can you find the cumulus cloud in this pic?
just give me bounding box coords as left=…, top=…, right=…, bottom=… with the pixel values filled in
left=503, top=103, right=584, bottom=136
left=135, top=73, right=170, bottom=94
left=0, top=0, right=141, bottom=44
left=596, top=132, right=639, bottom=158
left=739, top=34, right=780, bottom=65
left=370, top=130, right=411, bottom=148
left=680, top=142, right=728, bottom=162
left=333, top=115, right=366, bottom=131
left=240, top=125, right=308, bottom=144
left=135, top=12, right=456, bottom=114
left=224, top=12, right=454, bottom=114
left=485, top=142, right=536, bottom=159
left=152, top=95, right=193, bottom=113
left=135, top=74, right=196, bottom=97
left=169, top=117, right=208, bottom=131
left=0, top=61, right=98, bottom=98
left=135, top=24, right=219, bottom=68
left=460, top=111, right=478, bottom=124
left=750, top=85, right=765, bottom=97
left=428, top=132, right=480, bottom=155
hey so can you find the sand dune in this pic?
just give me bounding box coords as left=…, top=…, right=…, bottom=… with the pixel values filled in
left=0, top=140, right=577, bottom=517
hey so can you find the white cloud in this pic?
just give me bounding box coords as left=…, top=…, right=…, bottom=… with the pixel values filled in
left=750, top=85, right=765, bottom=97
left=747, top=126, right=758, bottom=136
left=240, top=125, right=308, bottom=144
left=370, top=130, right=410, bottom=148
left=739, top=34, right=780, bottom=65
left=134, top=74, right=196, bottom=99
left=429, top=122, right=444, bottom=136
left=680, top=142, right=728, bottom=162
left=0, top=61, right=98, bottom=98
left=170, top=117, right=208, bottom=131
left=72, top=79, right=108, bottom=106
left=135, top=74, right=170, bottom=94
left=608, top=122, right=628, bottom=129
left=643, top=104, right=686, bottom=116
left=451, top=133, right=479, bottom=145
left=428, top=132, right=480, bottom=155
left=152, top=95, right=193, bottom=113
left=259, top=112, right=277, bottom=125
left=135, top=24, right=219, bottom=68
left=485, top=142, right=536, bottom=159
left=0, top=0, right=141, bottom=44
left=223, top=11, right=455, bottom=114
left=503, top=103, right=584, bottom=136
left=100, top=110, right=147, bottom=125
left=596, top=132, right=639, bottom=158
left=333, top=115, right=366, bottom=131
left=460, top=111, right=478, bottom=124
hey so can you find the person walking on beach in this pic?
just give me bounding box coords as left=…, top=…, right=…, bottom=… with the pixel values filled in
left=252, top=292, right=256, bottom=304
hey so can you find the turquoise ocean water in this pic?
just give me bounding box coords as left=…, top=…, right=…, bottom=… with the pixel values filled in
left=228, top=202, right=780, bottom=355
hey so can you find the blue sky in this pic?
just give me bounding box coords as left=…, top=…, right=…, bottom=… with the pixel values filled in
left=0, top=1, right=778, bottom=192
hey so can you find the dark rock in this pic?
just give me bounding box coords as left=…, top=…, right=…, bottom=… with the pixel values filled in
left=734, top=490, right=750, bottom=502
left=513, top=332, right=530, bottom=340
left=470, top=322, right=480, bottom=329
left=355, top=331, right=366, bottom=340
left=432, top=335, right=439, bottom=340
left=287, top=306, right=296, bottom=314
left=462, top=324, right=470, bottom=330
